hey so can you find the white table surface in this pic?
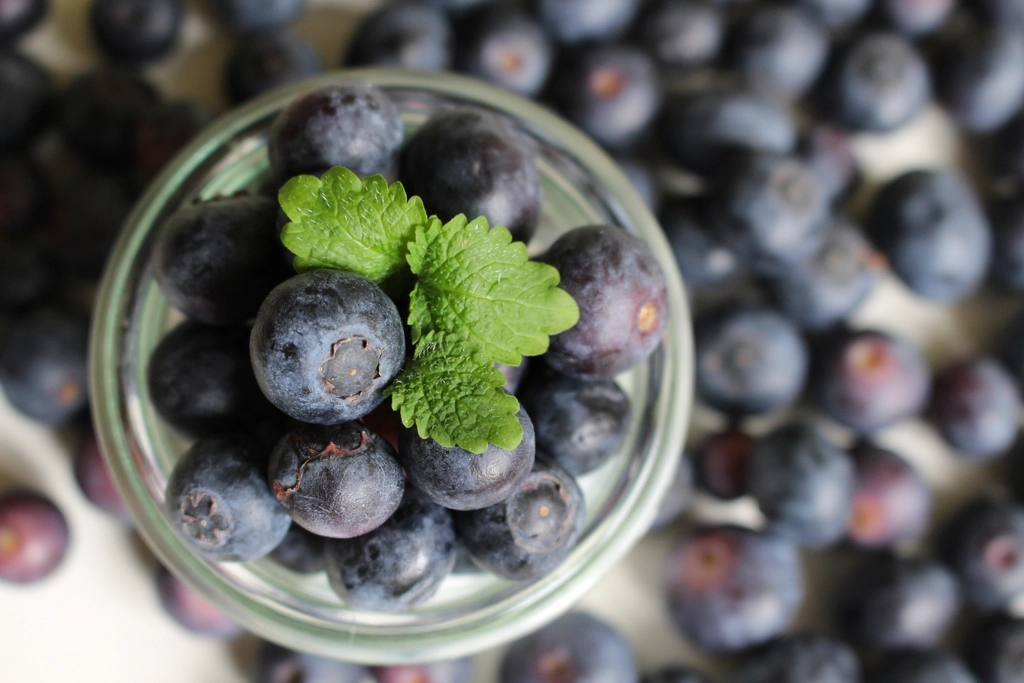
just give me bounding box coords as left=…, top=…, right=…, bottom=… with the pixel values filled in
left=3, top=1, right=1020, bottom=681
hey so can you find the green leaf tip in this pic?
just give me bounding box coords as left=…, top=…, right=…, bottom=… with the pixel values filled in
left=278, top=166, right=427, bottom=290
left=386, top=331, right=523, bottom=454
left=407, top=214, right=580, bottom=366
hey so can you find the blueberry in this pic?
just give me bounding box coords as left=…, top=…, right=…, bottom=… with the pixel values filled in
left=811, top=328, right=932, bottom=433
left=867, top=170, right=990, bottom=302
left=345, top=2, right=452, bottom=71
left=965, top=617, right=1024, bottom=683
left=59, top=67, right=160, bottom=169
left=0, top=490, right=69, bottom=584
left=796, top=0, right=871, bottom=27
left=268, top=82, right=404, bottom=182
left=841, top=555, right=961, bottom=650
left=155, top=564, right=244, bottom=638
left=456, top=7, right=553, bottom=98
left=661, top=198, right=746, bottom=292
left=209, top=0, right=305, bottom=34
left=251, top=270, right=406, bottom=424
left=871, top=651, right=978, bottom=683
left=0, top=156, right=48, bottom=240
left=747, top=422, right=855, bottom=548
left=730, top=7, right=829, bottom=99
left=994, top=114, right=1024, bottom=182
left=695, top=428, right=753, bottom=500
left=632, top=0, right=723, bottom=74
left=541, top=225, right=667, bottom=379
left=617, top=156, right=660, bottom=211
left=879, top=0, right=955, bottom=35
left=148, top=321, right=279, bottom=438
left=709, top=152, right=827, bottom=273
left=763, top=215, right=882, bottom=331
left=824, top=33, right=932, bottom=133
left=731, top=633, right=860, bottom=683
left=253, top=641, right=367, bottom=683
left=641, top=668, right=710, bottom=683
left=397, top=407, right=535, bottom=510
left=454, top=456, right=585, bottom=580
left=660, top=90, right=796, bottom=176
left=269, top=421, right=404, bottom=538
left=517, top=367, right=631, bottom=476
left=399, top=107, right=542, bottom=243
left=224, top=32, right=323, bottom=105
left=664, top=526, right=804, bottom=652
left=650, top=452, right=695, bottom=531
left=798, top=125, right=860, bottom=203
left=268, top=523, right=325, bottom=574
left=0, top=52, right=52, bottom=152
left=694, top=305, right=809, bottom=417
left=532, top=0, right=638, bottom=45
left=847, top=442, right=931, bottom=549
left=989, top=195, right=1024, bottom=292
left=133, top=100, right=214, bottom=183
left=940, top=498, right=1024, bottom=610
left=154, top=195, right=289, bottom=325
left=0, top=245, right=55, bottom=314
left=929, top=358, right=1021, bottom=461
left=937, top=26, right=1024, bottom=134
left=500, top=611, right=638, bottom=683
left=373, top=660, right=473, bottom=683
left=73, top=428, right=131, bottom=523
left=165, top=435, right=291, bottom=562
left=90, top=0, right=184, bottom=63
left=0, top=308, right=88, bottom=425
left=324, top=489, right=455, bottom=612
left=47, top=170, right=135, bottom=278
left=976, top=0, right=1024, bottom=31
left=547, top=44, right=662, bottom=151
left=0, top=0, right=46, bottom=45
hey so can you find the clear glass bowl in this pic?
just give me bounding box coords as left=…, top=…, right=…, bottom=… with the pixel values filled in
left=90, top=69, right=693, bottom=664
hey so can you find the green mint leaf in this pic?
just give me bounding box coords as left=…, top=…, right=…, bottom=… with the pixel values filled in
left=386, top=331, right=523, bottom=454
left=406, top=215, right=580, bottom=366
left=279, top=167, right=426, bottom=290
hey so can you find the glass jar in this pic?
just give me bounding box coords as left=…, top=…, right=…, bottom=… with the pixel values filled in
left=90, top=69, right=693, bottom=664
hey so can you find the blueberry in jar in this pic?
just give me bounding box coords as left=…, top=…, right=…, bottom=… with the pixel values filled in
left=397, top=407, right=535, bottom=510
left=268, top=523, right=326, bottom=574
left=929, top=358, right=1021, bottom=461
left=269, top=421, right=404, bottom=539
left=632, top=0, right=723, bottom=74
left=154, top=194, right=289, bottom=326
left=253, top=640, right=367, bottom=683
left=268, top=82, right=404, bottom=182
left=90, top=0, right=184, bottom=63
left=399, top=107, right=543, bottom=244
left=345, top=1, right=452, bottom=71
left=324, top=489, right=455, bottom=612
left=731, top=633, right=860, bottom=683
left=540, top=225, right=667, bottom=379
left=937, top=26, right=1024, bottom=134
left=165, top=435, right=291, bottom=562
left=0, top=490, right=69, bottom=584
left=730, top=6, right=829, bottom=99
left=453, top=456, right=585, bottom=581
left=0, top=52, right=51, bottom=152
left=456, top=7, right=553, bottom=98
left=224, top=32, right=323, bottom=105
left=940, top=498, right=1024, bottom=611
left=208, top=0, right=305, bottom=34
left=847, top=442, right=931, bottom=549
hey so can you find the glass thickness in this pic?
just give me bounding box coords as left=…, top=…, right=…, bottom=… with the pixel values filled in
left=90, top=69, right=693, bottom=664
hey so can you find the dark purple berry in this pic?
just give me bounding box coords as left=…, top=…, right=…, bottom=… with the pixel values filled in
left=133, top=100, right=214, bottom=183
left=871, top=650, right=978, bottom=683
left=268, top=523, right=325, bottom=574
left=224, top=32, right=323, bottom=105
left=0, top=0, right=46, bottom=45
left=253, top=640, right=367, bottom=683
left=940, top=498, right=1024, bottom=610
left=90, top=0, right=184, bottom=63
left=0, top=52, right=52, bottom=152
left=73, top=429, right=131, bottom=523
left=730, top=7, right=829, bottom=99
left=47, top=170, right=135, bottom=278
left=937, top=26, right=1024, bottom=134
left=0, top=156, right=48, bottom=240
left=209, top=0, right=305, bottom=34
left=155, top=564, right=243, bottom=638
left=661, top=198, right=746, bottom=292
left=632, top=0, right=723, bottom=73
left=345, top=1, right=452, bottom=71
left=541, top=225, right=667, bottom=379
left=456, top=7, right=553, bottom=98
left=731, top=633, right=860, bottom=683
left=650, top=452, right=694, bottom=531
left=965, top=617, right=1024, bottom=683
left=695, top=428, right=753, bottom=500
left=269, top=422, right=404, bottom=539
left=847, top=442, right=931, bottom=549
left=0, top=491, right=69, bottom=584
left=929, top=358, right=1021, bottom=461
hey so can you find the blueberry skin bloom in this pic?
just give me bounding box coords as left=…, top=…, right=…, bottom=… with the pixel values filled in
left=224, top=33, right=323, bottom=105
left=664, top=526, right=804, bottom=652
left=208, top=0, right=305, bottom=34
left=250, top=270, right=405, bottom=424
left=324, top=490, right=455, bottom=612
left=268, top=82, right=404, bottom=182
left=456, top=7, right=553, bottom=98
left=847, top=443, right=931, bottom=549
left=694, top=306, right=809, bottom=417
left=165, top=436, right=291, bottom=562
left=547, top=44, right=662, bottom=151
left=397, top=408, right=535, bottom=511
left=500, top=611, right=638, bottom=683
left=937, top=26, right=1024, bottom=134
left=345, top=1, right=452, bottom=71
left=517, top=368, right=632, bottom=476
left=0, top=52, right=52, bottom=152
left=872, top=651, right=978, bottom=683
left=868, top=170, right=990, bottom=302
left=254, top=641, right=367, bottom=683
left=965, top=617, right=1024, bottom=683
left=154, top=194, right=288, bottom=325
left=812, top=329, right=932, bottom=433
left=454, top=457, right=585, bottom=580
left=399, top=107, right=542, bottom=243
left=632, top=0, right=723, bottom=73
left=532, top=0, right=638, bottom=45
left=990, top=195, right=1024, bottom=292
left=90, top=0, right=184, bottom=63
left=269, top=422, right=404, bottom=539
left=541, top=225, right=668, bottom=379
left=748, top=422, right=855, bottom=548
left=0, top=491, right=69, bottom=584
left=731, top=6, right=829, bottom=99
left=825, top=32, right=931, bottom=133
left=731, top=633, right=860, bottom=683
left=929, top=358, right=1021, bottom=461
left=940, top=498, right=1024, bottom=610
